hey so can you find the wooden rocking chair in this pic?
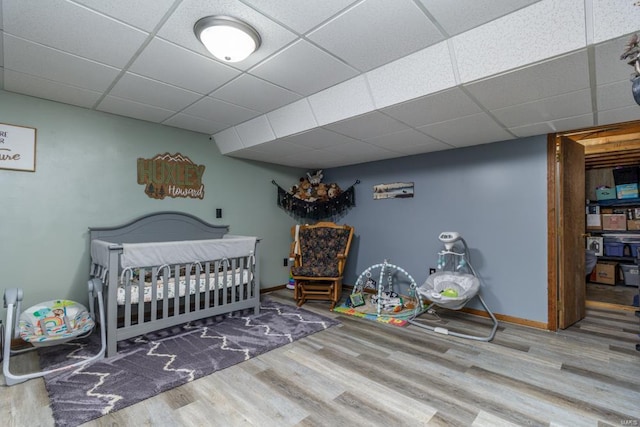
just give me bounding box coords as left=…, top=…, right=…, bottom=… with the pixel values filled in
left=290, top=222, right=354, bottom=310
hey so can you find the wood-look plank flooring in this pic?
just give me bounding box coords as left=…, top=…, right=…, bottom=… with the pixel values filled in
left=1, top=289, right=639, bottom=426
left=587, top=281, right=637, bottom=306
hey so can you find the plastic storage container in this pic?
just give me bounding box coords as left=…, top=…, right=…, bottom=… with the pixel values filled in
left=604, top=242, right=624, bottom=257
left=620, top=264, right=639, bottom=286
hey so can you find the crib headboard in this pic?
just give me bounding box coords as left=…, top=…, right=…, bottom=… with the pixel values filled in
left=89, top=211, right=230, bottom=243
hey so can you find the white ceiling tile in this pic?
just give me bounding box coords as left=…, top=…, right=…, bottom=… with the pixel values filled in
left=549, top=113, right=595, bottom=133
left=243, top=139, right=314, bottom=157
left=327, top=140, right=399, bottom=164
left=235, top=116, right=276, bottom=148
left=212, top=127, right=244, bottom=154
left=3, top=35, right=120, bottom=91
left=325, top=111, right=409, bottom=140
left=418, top=0, right=542, bottom=36
left=307, top=0, right=444, bottom=72
left=592, top=0, right=640, bottom=43
left=491, top=89, right=593, bottom=128
left=508, top=121, right=556, bottom=138
left=3, top=0, right=148, bottom=68
left=597, top=80, right=637, bottom=112
left=156, top=0, right=297, bottom=69
left=110, top=73, right=202, bottom=111
left=283, top=128, right=360, bottom=149
left=228, top=148, right=285, bottom=165
left=388, top=143, right=451, bottom=156
left=508, top=114, right=595, bottom=137
left=97, top=96, right=176, bottom=123
left=367, top=41, right=456, bottom=109
left=163, top=113, right=228, bottom=136
left=464, top=51, right=590, bottom=110
left=365, top=128, right=450, bottom=153
left=267, top=99, right=317, bottom=138
left=382, top=88, right=482, bottom=127
left=419, top=113, right=514, bottom=147
left=453, top=0, right=586, bottom=83
left=278, top=149, right=348, bottom=168
left=598, top=105, right=640, bottom=126
left=129, top=38, right=240, bottom=94
left=241, top=0, right=358, bottom=34
left=250, top=39, right=359, bottom=96
left=3, top=69, right=102, bottom=108
left=595, top=36, right=636, bottom=86
left=309, top=75, right=374, bottom=126
left=210, top=74, right=301, bottom=113
left=182, top=96, right=260, bottom=126
left=72, top=0, right=176, bottom=32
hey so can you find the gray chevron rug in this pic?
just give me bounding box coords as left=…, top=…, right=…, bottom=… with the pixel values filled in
left=38, top=298, right=338, bottom=427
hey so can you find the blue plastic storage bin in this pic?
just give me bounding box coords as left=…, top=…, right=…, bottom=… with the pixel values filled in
left=604, top=242, right=624, bottom=257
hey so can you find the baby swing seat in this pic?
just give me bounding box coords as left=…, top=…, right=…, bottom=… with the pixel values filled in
left=2, top=279, right=106, bottom=386
left=420, top=271, right=480, bottom=311
left=18, top=300, right=95, bottom=347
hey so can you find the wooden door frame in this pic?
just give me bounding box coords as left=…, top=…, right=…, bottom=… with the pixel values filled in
left=547, top=134, right=559, bottom=331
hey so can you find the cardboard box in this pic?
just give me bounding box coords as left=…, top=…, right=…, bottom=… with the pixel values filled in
left=595, top=188, right=616, bottom=201
left=591, top=261, right=618, bottom=285
left=627, top=219, right=640, bottom=230
left=602, top=214, right=627, bottom=230
left=586, top=214, right=602, bottom=230
left=616, top=183, right=639, bottom=199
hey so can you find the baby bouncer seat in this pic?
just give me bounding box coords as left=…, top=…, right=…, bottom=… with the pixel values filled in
left=409, top=232, right=498, bottom=341
left=2, top=278, right=106, bottom=386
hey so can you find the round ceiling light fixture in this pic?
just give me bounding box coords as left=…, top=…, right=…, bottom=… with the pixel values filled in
left=194, top=15, right=261, bottom=63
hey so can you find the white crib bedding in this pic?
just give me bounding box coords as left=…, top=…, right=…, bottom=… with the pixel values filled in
left=117, top=269, right=249, bottom=305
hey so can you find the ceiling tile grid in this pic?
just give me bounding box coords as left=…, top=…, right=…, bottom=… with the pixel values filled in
left=1, top=0, right=639, bottom=169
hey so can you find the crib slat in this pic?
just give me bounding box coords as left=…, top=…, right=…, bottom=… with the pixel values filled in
left=173, top=265, right=180, bottom=317
left=150, top=266, right=158, bottom=322
left=124, top=271, right=132, bottom=328
left=204, top=261, right=211, bottom=309
left=137, top=267, right=145, bottom=324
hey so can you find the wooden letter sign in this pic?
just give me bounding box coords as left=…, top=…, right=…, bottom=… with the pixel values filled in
left=137, top=153, right=205, bottom=200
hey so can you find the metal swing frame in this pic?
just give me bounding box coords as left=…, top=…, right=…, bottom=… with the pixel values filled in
left=2, top=278, right=106, bottom=386
left=407, top=234, right=498, bottom=342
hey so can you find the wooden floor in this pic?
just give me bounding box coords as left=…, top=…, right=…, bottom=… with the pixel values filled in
left=587, top=281, right=638, bottom=306
left=2, top=289, right=639, bottom=427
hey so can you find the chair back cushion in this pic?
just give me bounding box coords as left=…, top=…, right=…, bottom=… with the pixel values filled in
left=292, top=226, right=351, bottom=277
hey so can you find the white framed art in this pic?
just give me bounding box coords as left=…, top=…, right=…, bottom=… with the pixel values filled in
left=0, top=122, right=37, bottom=172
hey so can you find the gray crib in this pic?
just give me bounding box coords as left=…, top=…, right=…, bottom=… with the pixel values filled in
left=89, top=211, right=260, bottom=357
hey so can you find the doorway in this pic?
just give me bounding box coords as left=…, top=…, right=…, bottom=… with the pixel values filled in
left=555, top=119, right=640, bottom=317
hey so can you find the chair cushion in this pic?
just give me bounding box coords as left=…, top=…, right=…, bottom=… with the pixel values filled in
left=291, top=227, right=350, bottom=277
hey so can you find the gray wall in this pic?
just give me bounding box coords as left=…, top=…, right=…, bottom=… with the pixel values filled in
left=0, top=91, right=302, bottom=318
left=325, top=136, right=549, bottom=323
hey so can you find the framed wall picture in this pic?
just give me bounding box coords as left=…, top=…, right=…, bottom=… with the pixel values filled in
left=373, top=182, right=414, bottom=199
left=0, top=122, right=37, bottom=172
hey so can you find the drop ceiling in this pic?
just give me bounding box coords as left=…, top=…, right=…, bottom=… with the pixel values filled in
left=1, top=0, right=640, bottom=169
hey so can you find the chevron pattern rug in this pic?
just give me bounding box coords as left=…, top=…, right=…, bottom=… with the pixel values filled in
left=39, top=298, right=338, bottom=427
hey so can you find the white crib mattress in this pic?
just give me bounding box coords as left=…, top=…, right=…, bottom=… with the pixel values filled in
left=117, top=269, right=250, bottom=305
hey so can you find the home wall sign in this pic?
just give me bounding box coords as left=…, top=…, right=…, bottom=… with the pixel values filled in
left=137, top=152, right=205, bottom=200
left=0, top=122, right=37, bottom=172
left=373, top=182, right=414, bottom=199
